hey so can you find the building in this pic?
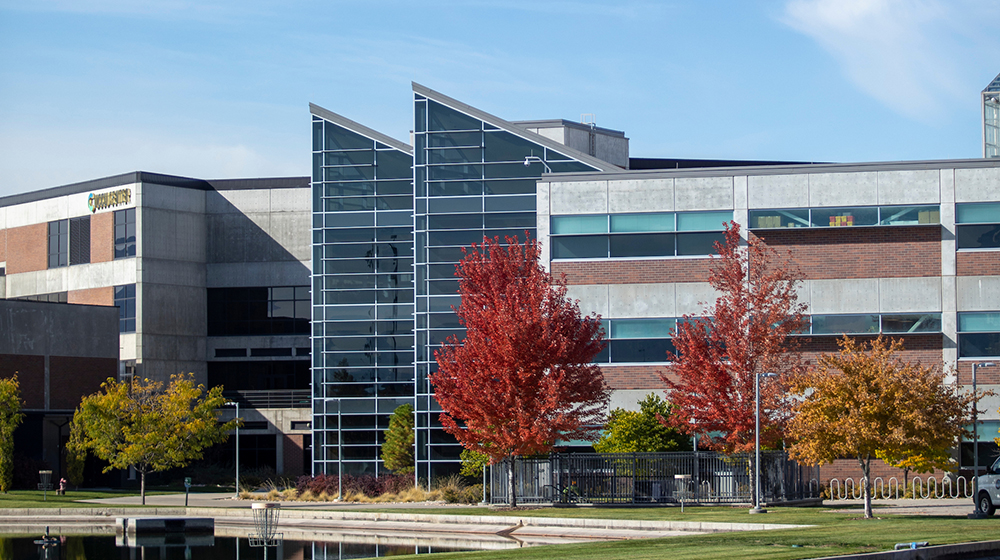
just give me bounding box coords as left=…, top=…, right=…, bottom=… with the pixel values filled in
left=0, top=173, right=313, bottom=478
left=984, top=72, right=1000, bottom=158
left=310, top=84, right=1000, bottom=480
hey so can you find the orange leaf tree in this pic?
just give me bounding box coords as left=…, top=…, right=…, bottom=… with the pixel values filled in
left=661, top=222, right=807, bottom=457
left=787, top=336, right=973, bottom=519
left=430, top=235, right=610, bottom=506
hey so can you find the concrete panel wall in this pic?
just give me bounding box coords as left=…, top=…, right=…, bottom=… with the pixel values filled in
left=608, top=179, right=674, bottom=213
left=878, top=277, right=942, bottom=312
left=5, top=260, right=137, bottom=297
left=877, top=170, right=940, bottom=205
left=141, top=208, right=207, bottom=262
left=565, top=284, right=608, bottom=317
left=675, top=282, right=717, bottom=315
left=550, top=181, right=608, bottom=214
left=955, top=167, right=1000, bottom=202
left=207, top=262, right=311, bottom=288
left=809, top=173, right=878, bottom=207
left=608, top=283, right=676, bottom=317
left=748, top=174, right=809, bottom=208
left=807, top=278, right=880, bottom=314
left=0, top=300, right=119, bottom=359
left=956, top=276, right=1000, bottom=311
left=675, top=177, right=733, bottom=211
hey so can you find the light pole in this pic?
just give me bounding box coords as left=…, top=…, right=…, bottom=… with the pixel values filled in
left=750, top=372, right=778, bottom=514
left=523, top=156, right=551, bottom=173
left=225, top=401, right=240, bottom=498
left=969, top=362, right=995, bottom=518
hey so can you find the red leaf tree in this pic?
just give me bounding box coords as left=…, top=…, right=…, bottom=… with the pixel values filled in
left=661, top=222, right=807, bottom=458
left=430, top=235, right=610, bottom=506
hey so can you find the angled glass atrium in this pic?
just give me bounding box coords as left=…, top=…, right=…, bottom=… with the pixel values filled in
left=310, top=104, right=415, bottom=476
left=411, top=84, right=616, bottom=478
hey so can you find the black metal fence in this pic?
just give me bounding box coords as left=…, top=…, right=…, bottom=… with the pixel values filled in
left=490, top=451, right=820, bottom=506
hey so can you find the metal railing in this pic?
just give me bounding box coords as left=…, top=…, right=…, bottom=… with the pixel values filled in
left=222, top=390, right=311, bottom=409
left=490, top=451, right=819, bottom=506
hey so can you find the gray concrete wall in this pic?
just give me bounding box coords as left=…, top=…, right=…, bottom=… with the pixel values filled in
left=0, top=299, right=118, bottom=358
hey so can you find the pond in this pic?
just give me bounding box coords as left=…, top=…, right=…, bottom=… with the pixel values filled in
left=0, top=534, right=481, bottom=560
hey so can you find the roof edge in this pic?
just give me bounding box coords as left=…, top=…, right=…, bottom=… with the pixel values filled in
left=411, top=82, right=622, bottom=173
left=310, top=103, right=412, bottom=154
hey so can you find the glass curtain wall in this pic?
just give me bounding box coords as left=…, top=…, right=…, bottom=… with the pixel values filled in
left=311, top=112, right=415, bottom=476
left=412, top=91, right=601, bottom=479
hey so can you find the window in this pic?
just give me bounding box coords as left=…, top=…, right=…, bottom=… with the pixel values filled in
left=749, top=205, right=940, bottom=230
left=550, top=211, right=732, bottom=260
left=957, top=202, right=1000, bottom=250
left=13, top=292, right=67, bottom=303
left=958, top=312, right=1000, bottom=358
left=115, top=208, right=136, bottom=259
left=115, top=284, right=136, bottom=333
left=593, top=318, right=678, bottom=364
left=207, top=286, right=310, bottom=336
left=807, top=313, right=941, bottom=335
left=48, top=220, right=68, bottom=268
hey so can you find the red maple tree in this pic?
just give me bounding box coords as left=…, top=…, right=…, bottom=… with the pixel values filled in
left=430, top=235, right=610, bottom=506
left=661, top=222, right=807, bottom=455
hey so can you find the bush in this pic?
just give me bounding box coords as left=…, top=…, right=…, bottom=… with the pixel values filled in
left=239, top=466, right=276, bottom=491
left=294, top=473, right=416, bottom=499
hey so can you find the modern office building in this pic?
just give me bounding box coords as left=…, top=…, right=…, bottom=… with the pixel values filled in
left=984, top=72, right=1000, bottom=158
left=310, top=84, right=1000, bottom=480
left=0, top=173, right=314, bottom=477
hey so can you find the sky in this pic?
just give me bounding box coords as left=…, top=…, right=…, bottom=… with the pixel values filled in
left=0, top=0, right=998, bottom=197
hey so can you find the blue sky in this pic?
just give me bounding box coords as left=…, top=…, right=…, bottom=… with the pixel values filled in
left=0, top=0, right=997, bottom=197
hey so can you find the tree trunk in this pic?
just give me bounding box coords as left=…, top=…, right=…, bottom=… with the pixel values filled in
left=140, top=469, right=146, bottom=506
left=858, top=455, right=872, bottom=519
left=507, top=456, right=517, bottom=508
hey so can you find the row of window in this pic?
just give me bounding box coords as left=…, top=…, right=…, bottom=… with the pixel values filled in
left=207, top=286, right=310, bottom=336
left=46, top=208, right=135, bottom=270
left=957, top=202, right=1000, bottom=249
left=749, top=205, right=939, bottom=229
left=959, top=312, right=1000, bottom=358
left=550, top=212, right=731, bottom=260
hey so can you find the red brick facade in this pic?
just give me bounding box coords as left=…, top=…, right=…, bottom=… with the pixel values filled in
left=4, top=223, right=47, bottom=274
left=0, top=355, right=45, bottom=409
left=68, top=287, right=115, bottom=306
left=553, top=258, right=713, bottom=285
left=284, top=434, right=305, bottom=477
left=49, top=356, right=116, bottom=410
left=753, top=226, right=941, bottom=279
left=91, top=211, right=114, bottom=263
left=957, top=251, right=1000, bottom=277
left=601, top=365, right=664, bottom=390
left=818, top=458, right=911, bottom=488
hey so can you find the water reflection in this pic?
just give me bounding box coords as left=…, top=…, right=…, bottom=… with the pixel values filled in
left=0, top=535, right=476, bottom=560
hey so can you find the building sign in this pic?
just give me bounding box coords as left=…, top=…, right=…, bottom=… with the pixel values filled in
left=88, top=188, right=132, bottom=213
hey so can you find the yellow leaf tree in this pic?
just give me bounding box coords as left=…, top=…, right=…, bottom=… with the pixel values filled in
left=788, top=336, right=973, bottom=519
left=0, top=376, right=25, bottom=493
left=68, top=373, right=238, bottom=503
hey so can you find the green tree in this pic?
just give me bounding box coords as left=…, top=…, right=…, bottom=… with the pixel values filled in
left=460, top=449, right=490, bottom=478
left=0, top=376, right=25, bottom=493
left=594, top=394, right=692, bottom=453
left=381, top=404, right=415, bottom=474
left=68, top=373, right=237, bottom=504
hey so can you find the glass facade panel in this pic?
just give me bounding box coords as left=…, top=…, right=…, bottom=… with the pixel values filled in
left=959, top=313, right=1000, bottom=332
left=812, top=314, right=880, bottom=334
left=115, top=284, right=136, bottom=333
left=609, top=213, right=673, bottom=233
left=552, top=215, right=607, bottom=234
left=412, top=93, right=602, bottom=478
left=957, top=224, right=1000, bottom=249
left=676, top=211, right=732, bottom=231
left=552, top=236, right=608, bottom=259
left=881, top=313, right=942, bottom=333
left=957, top=202, right=1000, bottom=224
left=879, top=205, right=939, bottom=226
left=609, top=318, right=676, bottom=339
left=749, top=208, right=809, bottom=229
left=610, top=233, right=673, bottom=257
left=312, top=114, right=414, bottom=476
left=811, top=207, right=879, bottom=227
left=677, top=232, right=724, bottom=256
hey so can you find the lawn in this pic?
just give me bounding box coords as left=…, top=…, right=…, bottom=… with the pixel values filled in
left=0, top=489, right=159, bottom=508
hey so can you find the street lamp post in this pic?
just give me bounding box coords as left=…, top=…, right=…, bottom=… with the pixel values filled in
left=751, top=372, right=778, bottom=514
left=225, top=401, right=240, bottom=498
left=969, top=362, right=995, bottom=518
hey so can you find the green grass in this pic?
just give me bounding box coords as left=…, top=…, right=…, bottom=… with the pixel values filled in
left=0, top=489, right=158, bottom=508
left=387, top=511, right=999, bottom=560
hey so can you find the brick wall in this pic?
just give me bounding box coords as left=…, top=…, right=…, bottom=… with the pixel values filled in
left=818, top=458, right=911, bottom=487
left=753, top=226, right=941, bottom=279
left=601, top=365, right=665, bottom=390
left=283, top=434, right=305, bottom=477
left=957, top=251, right=1000, bottom=276
left=68, top=287, right=115, bottom=306
left=553, top=258, right=714, bottom=285
left=91, top=212, right=114, bottom=263
left=0, top=354, right=45, bottom=409
left=49, top=356, right=116, bottom=410
left=956, top=361, right=1000, bottom=385
left=4, top=223, right=47, bottom=274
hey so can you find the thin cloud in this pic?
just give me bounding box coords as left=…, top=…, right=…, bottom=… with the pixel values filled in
left=781, top=0, right=992, bottom=122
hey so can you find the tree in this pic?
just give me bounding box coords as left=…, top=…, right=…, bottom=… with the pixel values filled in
left=787, top=336, right=973, bottom=519
left=430, top=234, right=610, bottom=507
left=594, top=394, right=692, bottom=453
left=0, top=376, right=25, bottom=493
left=382, top=404, right=415, bottom=474
left=68, top=373, right=237, bottom=504
left=661, top=222, right=807, bottom=456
